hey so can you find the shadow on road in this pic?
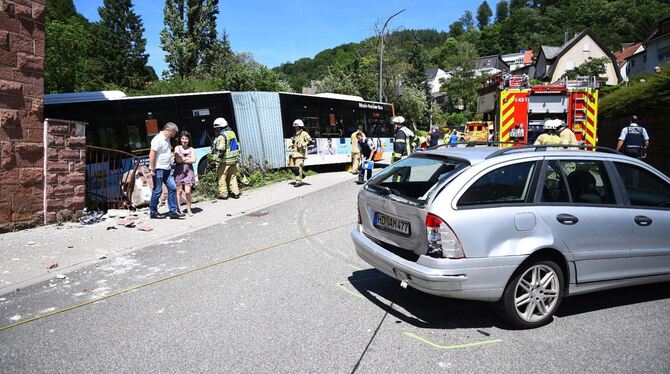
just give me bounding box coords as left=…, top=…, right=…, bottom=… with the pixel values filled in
left=556, top=281, right=670, bottom=318
left=349, top=270, right=670, bottom=330
left=348, top=269, right=505, bottom=330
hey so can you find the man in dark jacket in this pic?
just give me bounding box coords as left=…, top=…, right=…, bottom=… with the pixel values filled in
left=355, top=132, right=376, bottom=184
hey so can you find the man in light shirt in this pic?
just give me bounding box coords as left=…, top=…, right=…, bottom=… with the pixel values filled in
left=149, top=122, right=182, bottom=219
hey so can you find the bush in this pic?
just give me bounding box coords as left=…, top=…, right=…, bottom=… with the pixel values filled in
left=193, top=156, right=314, bottom=200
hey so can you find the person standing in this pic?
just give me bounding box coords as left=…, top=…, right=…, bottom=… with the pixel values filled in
left=616, top=115, right=650, bottom=159
left=391, top=116, right=414, bottom=162
left=288, top=119, right=312, bottom=187
left=174, top=130, right=196, bottom=216
left=356, top=132, right=376, bottom=184
left=428, top=126, right=440, bottom=148
left=149, top=122, right=181, bottom=219
left=555, top=120, right=578, bottom=149
left=211, top=117, right=241, bottom=199
left=448, top=130, right=459, bottom=147
left=534, top=120, right=562, bottom=145
left=350, top=125, right=364, bottom=174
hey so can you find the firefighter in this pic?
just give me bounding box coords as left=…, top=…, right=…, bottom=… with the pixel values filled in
left=616, top=115, right=650, bottom=159
left=534, top=119, right=562, bottom=146
left=211, top=117, right=241, bottom=199
left=350, top=125, right=364, bottom=174
left=391, top=116, right=414, bottom=162
left=555, top=120, right=579, bottom=149
left=288, top=119, right=312, bottom=186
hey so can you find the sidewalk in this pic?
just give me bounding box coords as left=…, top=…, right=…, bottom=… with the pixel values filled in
left=0, top=171, right=357, bottom=296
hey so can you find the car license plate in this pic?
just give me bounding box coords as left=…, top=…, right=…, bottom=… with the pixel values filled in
left=373, top=212, right=411, bottom=236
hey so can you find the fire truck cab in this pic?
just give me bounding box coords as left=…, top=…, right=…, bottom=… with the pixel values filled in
left=477, top=74, right=599, bottom=147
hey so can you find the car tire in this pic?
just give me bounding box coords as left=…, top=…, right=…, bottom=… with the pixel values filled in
left=496, top=260, right=564, bottom=329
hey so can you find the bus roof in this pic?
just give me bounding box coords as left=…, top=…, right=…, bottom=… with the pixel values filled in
left=44, top=90, right=234, bottom=105
left=45, top=90, right=390, bottom=106
left=44, top=90, right=127, bottom=105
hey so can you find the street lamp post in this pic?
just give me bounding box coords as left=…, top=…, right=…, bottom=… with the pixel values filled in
left=378, top=9, right=405, bottom=103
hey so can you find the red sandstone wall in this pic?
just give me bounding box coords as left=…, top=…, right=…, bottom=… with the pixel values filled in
left=0, top=0, right=45, bottom=231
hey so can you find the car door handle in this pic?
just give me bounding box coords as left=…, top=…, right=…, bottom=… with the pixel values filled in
left=634, top=216, right=653, bottom=226
left=556, top=214, right=579, bottom=225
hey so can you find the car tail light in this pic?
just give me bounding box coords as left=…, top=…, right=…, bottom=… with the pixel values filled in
left=426, top=213, right=464, bottom=259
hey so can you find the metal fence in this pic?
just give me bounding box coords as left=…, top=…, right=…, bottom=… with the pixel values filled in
left=85, top=145, right=141, bottom=211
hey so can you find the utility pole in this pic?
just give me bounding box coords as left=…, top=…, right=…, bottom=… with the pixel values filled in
left=378, top=9, right=405, bottom=103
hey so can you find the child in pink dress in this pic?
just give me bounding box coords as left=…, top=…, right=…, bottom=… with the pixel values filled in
left=174, top=131, right=196, bottom=216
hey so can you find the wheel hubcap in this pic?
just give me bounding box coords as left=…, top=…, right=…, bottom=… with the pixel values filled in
left=514, top=264, right=559, bottom=323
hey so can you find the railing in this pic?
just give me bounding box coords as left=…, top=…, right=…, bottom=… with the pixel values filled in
left=85, top=145, right=141, bottom=211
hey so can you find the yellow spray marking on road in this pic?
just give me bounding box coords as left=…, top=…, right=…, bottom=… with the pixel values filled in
left=404, top=332, right=502, bottom=350
left=346, top=263, right=363, bottom=271
left=336, top=282, right=365, bottom=299
left=336, top=249, right=350, bottom=258
left=0, top=221, right=356, bottom=333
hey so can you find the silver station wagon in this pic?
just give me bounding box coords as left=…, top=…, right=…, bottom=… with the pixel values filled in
left=351, top=145, right=670, bottom=328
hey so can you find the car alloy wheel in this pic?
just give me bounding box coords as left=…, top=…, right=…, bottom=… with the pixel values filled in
left=498, top=260, right=564, bottom=329
left=514, top=263, right=560, bottom=323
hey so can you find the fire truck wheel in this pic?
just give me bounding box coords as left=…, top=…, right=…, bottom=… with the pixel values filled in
left=495, top=260, right=564, bottom=329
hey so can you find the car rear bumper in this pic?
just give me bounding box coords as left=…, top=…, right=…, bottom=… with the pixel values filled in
left=351, top=229, right=526, bottom=302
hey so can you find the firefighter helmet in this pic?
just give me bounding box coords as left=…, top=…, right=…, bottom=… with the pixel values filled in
left=213, top=117, right=228, bottom=128
left=293, top=119, right=305, bottom=128
left=543, top=119, right=561, bottom=130
left=391, top=116, right=405, bottom=124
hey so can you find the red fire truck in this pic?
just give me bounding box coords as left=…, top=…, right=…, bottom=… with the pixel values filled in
left=477, top=75, right=599, bottom=147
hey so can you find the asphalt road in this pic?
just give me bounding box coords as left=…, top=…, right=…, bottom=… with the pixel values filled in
left=1, top=178, right=669, bottom=373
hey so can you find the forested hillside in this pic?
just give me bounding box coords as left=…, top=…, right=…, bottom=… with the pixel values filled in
left=275, top=0, right=670, bottom=95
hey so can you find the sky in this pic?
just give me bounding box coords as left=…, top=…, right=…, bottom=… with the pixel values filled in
left=72, top=0, right=495, bottom=76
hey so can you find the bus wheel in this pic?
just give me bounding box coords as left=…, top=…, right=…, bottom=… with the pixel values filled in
left=198, top=158, right=210, bottom=176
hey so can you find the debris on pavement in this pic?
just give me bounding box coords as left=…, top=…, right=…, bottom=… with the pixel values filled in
left=47, top=263, right=59, bottom=270
left=106, top=226, right=117, bottom=230
left=117, top=218, right=135, bottom=227
left=80, top=211, right=105, bottom=225
left=56, top=274, right=66, bottom=279
left=104, top=209, right=130, bottom=219
left=137, top=223, right=154, bottom=232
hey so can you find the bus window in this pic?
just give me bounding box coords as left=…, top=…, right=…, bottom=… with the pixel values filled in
left=320, top=106, right=342, bottom=137
left=121, top=99, right=178, bottom=154
left=86, top=102, right=124, bottom=150
left=176, top=93, right=234, bottom=148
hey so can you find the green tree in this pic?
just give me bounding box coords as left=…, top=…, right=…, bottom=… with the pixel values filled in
left=392, top=85, right=429, bottom=131
left=316, top=66, right=361, bottom=96
left=439, top=40, right=480, bottom=115
left=510, top=0, right=528, bottom=9
left=460, top=11, right=476, bottom=31
left=448, top=20, right=465, bottom=37
left=561, top=57, right=609, bottom=79
left=477, top=24, right=504, bottom=56
left=476, top=1, right=493, bottom=29
left=97, top=0, right=150, bottom=89
left=45, top=20, right=104, bottom=93
left=160, top=0, right=223, bottom=78
left=495, top=0, right=509, bottom=23
left=46, top=0, right=81, bottom=22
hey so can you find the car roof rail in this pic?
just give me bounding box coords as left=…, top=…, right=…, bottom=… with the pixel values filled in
left=485, top=144, right=621, bottom=159
left=426, top=141, right=496, bottom=151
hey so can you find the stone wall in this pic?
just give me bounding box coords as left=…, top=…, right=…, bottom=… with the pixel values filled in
left=45, top=119, right=86, bottom=224
left=0, top=0, right=45, bottom=231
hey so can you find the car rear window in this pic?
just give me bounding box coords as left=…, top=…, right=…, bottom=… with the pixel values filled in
left=367, top=155, right=468, bottom=201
